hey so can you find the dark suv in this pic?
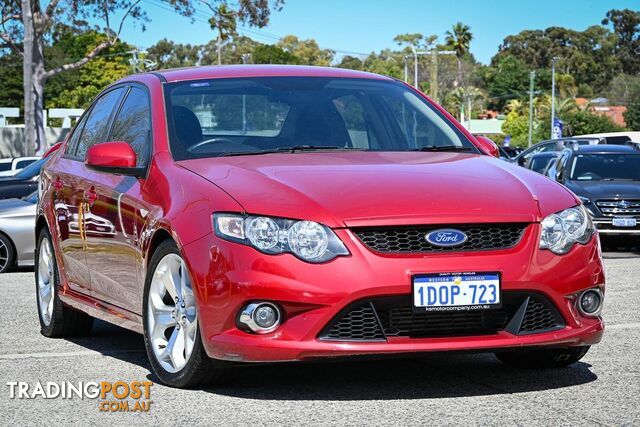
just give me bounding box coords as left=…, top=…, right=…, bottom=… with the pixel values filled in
left=547, top=144, right=640, bottom=236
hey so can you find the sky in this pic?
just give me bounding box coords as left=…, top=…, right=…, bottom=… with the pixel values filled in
left=119, top=0, right=640, bottom=64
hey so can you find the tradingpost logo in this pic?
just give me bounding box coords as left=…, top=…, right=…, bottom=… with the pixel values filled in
left=6, top=380, right=154, bottom=413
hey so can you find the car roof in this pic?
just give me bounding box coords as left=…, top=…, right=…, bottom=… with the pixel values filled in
left=573, top=144, right=639, bottom=153
left=531, top=151, right=560, bottom=158
left=146, top=65, right=393, bottom=84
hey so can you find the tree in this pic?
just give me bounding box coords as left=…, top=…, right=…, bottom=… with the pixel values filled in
left=251, top=44, right=299, bottom=64
left=46, top=31, right=132, bottom=109
left=602, top=9, right=640, bottom=75
left=445, top=22, right=473, bottom=89
left=147, top=39, right=201, bottom=69
left=623, top=99, right=640, bottom=131
left=337, top=55, right=364, bottom=71
left=482, top=56, right=529, bottom=110
left=277, top=35, right=334, bottom=65
left=0, top=0, right=284, bottom=155
left=564, top=110, right=624, bottom=135
left=501, top=111, right=530, bottom=147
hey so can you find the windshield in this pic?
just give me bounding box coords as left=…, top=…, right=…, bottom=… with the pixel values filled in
left=14, top=158, right=44, bottom=179
left=164, top=77, right=476, bottom=159
left=569, top=153, right=640, bottom=181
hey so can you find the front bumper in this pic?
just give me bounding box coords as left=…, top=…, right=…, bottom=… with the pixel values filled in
left=593, top=218, right=640, bottom=235
left=183, top=223, right=605, bottom=362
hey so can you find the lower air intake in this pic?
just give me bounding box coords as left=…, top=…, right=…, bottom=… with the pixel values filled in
left=318, top=292, right=564, bottom=342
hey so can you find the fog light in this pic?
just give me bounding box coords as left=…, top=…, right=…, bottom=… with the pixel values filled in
left=578, top=289, right=603, bottom=317
left=238, top=302, right=281, bottom=334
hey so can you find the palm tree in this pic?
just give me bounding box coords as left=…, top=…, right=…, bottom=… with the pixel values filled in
left=445, top=22, right=473, bottom=89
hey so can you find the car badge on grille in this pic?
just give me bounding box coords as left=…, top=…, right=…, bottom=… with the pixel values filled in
left=425, top=229, right=468, bottom=247
left=618, top=200, right=631, bottom=209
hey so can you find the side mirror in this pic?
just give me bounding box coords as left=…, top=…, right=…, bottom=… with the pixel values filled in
left=86, top=141, right=144, bottom=177
left=474, top=136, right=500, bottom=158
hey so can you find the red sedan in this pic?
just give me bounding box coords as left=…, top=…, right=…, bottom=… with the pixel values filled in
left=36, top=65, right=605, bottom=388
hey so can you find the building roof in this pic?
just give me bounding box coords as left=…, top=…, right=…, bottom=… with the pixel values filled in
left=465, top=119, right=504, bottom=135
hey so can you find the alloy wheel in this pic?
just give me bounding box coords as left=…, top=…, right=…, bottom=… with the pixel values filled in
left=147, top=254, right=198, bottom=373
left=37, top=237, right=55, bottom=326
left=0, top=238, right=8, bottom=272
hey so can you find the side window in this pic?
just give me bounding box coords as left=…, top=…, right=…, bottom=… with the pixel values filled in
left=110, top=87, right=151, bottom=167
left=64, top=113, right=89, bottom=156
left=15, top=159, right=35, bottom=169
left=76, top=87, right=126, bottom=160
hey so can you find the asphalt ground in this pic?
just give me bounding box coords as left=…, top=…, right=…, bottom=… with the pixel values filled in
left=1, top=238, right=639, bottom=425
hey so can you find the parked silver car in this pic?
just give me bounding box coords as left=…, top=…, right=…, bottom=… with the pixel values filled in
left=0, top=191, right=37, bottom=273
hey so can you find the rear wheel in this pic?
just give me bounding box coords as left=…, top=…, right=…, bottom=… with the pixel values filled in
left=0, top=233, right=15, bottom=273
left=495, top=346, right=590, bottom=369
left=36, top=228, right=94, bottom=337
left=142, top=239, right=227, bottom=388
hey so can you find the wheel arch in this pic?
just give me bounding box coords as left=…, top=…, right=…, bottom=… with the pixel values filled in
left=35, top=215, right=49, bottom=240
left=145, top=228, right=175, bottom=270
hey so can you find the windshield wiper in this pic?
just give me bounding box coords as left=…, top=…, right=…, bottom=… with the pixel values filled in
left=219, top=146, right=363, bottom=157
left=413, top=145, right=474, bottom=152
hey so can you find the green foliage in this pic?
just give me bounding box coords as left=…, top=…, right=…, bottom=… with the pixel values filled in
left=623, top=100, right=640, bottom=131
left=277, top=35, right=334, bottom=66
left=501, top=112, right=531, bottom=147
left=252, top=44, right=299, bottom=64
left=564, top=110, right=625, bottom=135
left=602, top=9, right=640, bottom=75
left=147, top=39, right=200, bottom=68
left=45, top=31, right=132, bottom=109
left=0, top=52, right=23, bottom=114
left=445, top=22, right=473, bottom=58
left=482, top=56, right=529, bottom=110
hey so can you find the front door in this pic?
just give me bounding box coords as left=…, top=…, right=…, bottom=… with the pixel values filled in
left=82, top=86, right=152, bottom=313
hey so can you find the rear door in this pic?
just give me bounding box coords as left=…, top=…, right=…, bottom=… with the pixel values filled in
left=51, top=87, right=126, bottom=294
left=83, top=86, right=151, bottom=313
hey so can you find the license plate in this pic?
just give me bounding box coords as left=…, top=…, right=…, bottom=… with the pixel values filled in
left=612, top=217, right=637, bottom=227
left=413, top=272, right=501, bottom=312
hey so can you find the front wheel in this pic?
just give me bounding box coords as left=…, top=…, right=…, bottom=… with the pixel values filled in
left=495, top=346, right=590, bottom=369
left=142, top=239, right=227, bottom=388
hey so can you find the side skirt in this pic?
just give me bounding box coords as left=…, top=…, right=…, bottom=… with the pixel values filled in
left=59, top=288, right=143, bottom=334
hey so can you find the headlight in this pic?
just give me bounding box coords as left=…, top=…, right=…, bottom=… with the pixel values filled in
left=539, top=205, right=595, bottom=255
left=213, top=213, right=349, bottom=263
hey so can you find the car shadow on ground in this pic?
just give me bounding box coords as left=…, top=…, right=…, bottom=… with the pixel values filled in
left=70, top=321, right=597, bottom=400
left=601, top=237, right=640, bottom=258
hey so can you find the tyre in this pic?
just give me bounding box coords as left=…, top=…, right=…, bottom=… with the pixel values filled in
left=495, top=346, right=590, bottom=369
left=36, top=228, right=94, bottom=337
left=0, top=233, right=15, bottom=273
left=142, top=239, right=227, bottom=388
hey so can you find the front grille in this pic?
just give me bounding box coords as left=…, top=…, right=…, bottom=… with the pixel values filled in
left=595, top=199, right=640, bottom=217
left=352, top=223, right=527, bottom=253
left=318, top=293, right=564, bottom=341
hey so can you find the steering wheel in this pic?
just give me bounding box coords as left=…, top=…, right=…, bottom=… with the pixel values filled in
left=187, top=137, right=236, bottom=153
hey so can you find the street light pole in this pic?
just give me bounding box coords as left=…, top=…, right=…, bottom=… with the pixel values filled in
left=411, top=45, right=418, bottom=87
left=550, top=57, right=557, bottom=139
left=528, top=70, right=535, bottom=147
left=404, top=56, right=409, bottom=83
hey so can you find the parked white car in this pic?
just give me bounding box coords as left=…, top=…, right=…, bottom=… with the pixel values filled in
left=0, top=157, right=40, bottom=177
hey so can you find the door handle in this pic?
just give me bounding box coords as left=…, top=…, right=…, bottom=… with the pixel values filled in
left=83, top=187, right=98, bottom=207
